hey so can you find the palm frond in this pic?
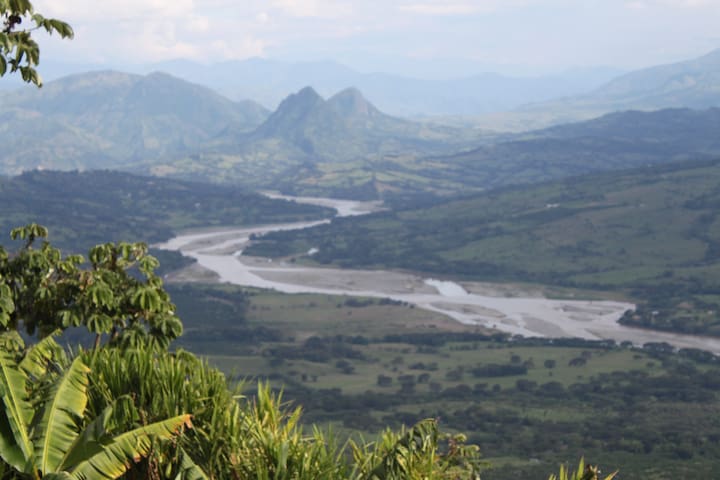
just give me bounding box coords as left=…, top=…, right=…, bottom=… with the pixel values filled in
left=69, top=414, right=192, bottom=480
left=34, top=357, right=90, bottom=474
left=172, top=446, right=209, bottom=480
left=0, top=351, right=33, bottom=469
left=19, top=331, right=65, bottom=379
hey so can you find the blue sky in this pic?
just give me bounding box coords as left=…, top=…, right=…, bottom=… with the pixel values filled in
left=33, top=0, right=720, bottom=77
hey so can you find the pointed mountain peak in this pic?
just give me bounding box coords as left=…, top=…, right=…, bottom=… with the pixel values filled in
left=253, top=87, right=326, bottom=137
left=294, top=86, right=324, bottom=102
left=273, top=86, right=325, bottom=114
left=327, top=87, right=378, bottom=117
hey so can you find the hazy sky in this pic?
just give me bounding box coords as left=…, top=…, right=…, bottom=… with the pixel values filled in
left=33, top=0, right=720, bottom=77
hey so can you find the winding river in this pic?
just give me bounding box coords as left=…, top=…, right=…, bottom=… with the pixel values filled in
left=157, top=195, right=720, bottom=354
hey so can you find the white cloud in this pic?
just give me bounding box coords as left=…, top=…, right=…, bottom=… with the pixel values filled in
left=399, top=3, right=484, bottom=15
left=270, top=0, right=353, bottom=18
left=32, top=0, right=268, bottom=63
left=35, top=0, right=196, bottom=22
left=397, top=0, right=537, bottom=16
left=188, top=16, right=211, bottom=33
left=625, top=0, right=718, bottom=7
left=662, top=0, right=716, bottom=6
left=24, top=0, right=720, bottom=72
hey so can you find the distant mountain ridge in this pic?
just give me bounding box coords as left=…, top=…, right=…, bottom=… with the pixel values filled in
left=589, top=48, right=720, bottom=107
left=0, top=71, right=269, bottom=174
left=426, top=107, right=720, bottom=194
left=149, top=58, right=623, bottom=116
left=512, top=48, right=720, bottom=128
left=233, top=86, right=463, bottom=155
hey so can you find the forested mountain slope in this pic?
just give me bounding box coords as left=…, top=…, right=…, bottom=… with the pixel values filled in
left=416, top=107, right=720, bottom=194
left=0, top=71, right=269, bottom=173
left=0, top=170, right=331, bottom=251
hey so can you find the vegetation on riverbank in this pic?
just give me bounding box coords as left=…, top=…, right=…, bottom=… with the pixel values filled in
left=247, top=158, right=720, bottom=337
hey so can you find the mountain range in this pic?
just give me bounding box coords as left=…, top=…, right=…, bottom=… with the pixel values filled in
left=0, top=71, right=489, bottom=195
left=3, top=47, right=720, bottom=199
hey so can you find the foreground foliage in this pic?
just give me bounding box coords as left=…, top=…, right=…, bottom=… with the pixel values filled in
left=0, top=227, right=614, bottom=479
left=81, top=346, right=485, bottom=479
left=0, top=337, right=192, bottom=479
left=547, top=459, right=617, bottom=480
left=0, top=224, right=182, bottom=349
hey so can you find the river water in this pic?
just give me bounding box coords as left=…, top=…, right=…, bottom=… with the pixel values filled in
left=156, top=195, right=720, bottom=354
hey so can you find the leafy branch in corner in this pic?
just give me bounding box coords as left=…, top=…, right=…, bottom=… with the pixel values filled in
left=0, top=0, right=73, bottom=86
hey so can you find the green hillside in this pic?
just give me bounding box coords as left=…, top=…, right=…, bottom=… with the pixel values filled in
left=0, top=170, right=331, bottom=251
left=426, top=108, right=720, bottom=192
left=0, top=71, right=269, bottom=173
left=247, top=157, right=720, bottom=335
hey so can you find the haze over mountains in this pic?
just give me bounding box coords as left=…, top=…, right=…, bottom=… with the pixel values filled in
left=17, top=48, right=718, bottom=124
left=509, top=48, right=720, bottom=129
left=425, top=107, right=720, bottom=193
left=148, top=58, right=624, bottom=116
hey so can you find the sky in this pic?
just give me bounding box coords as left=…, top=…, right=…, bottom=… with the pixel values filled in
left=31, top=0, right=720, bottom=78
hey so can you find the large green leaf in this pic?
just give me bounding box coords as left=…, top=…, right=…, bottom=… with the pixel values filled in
left=19, top=331, right=64, bottom=379
left=59, top=396, right=135, bottom=471
left=69, top=414, right=192, bottom=480
left=173, top=447, right=209, bottom=480
left=0, top=406, right=26, bottom=471
left=58, top=408, right=110, bottom=475
left=34, top=357, right=90, bottom=474
left=0, top=351, right=33, bottom=468
left=42, top=473, right=73, bottom=480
